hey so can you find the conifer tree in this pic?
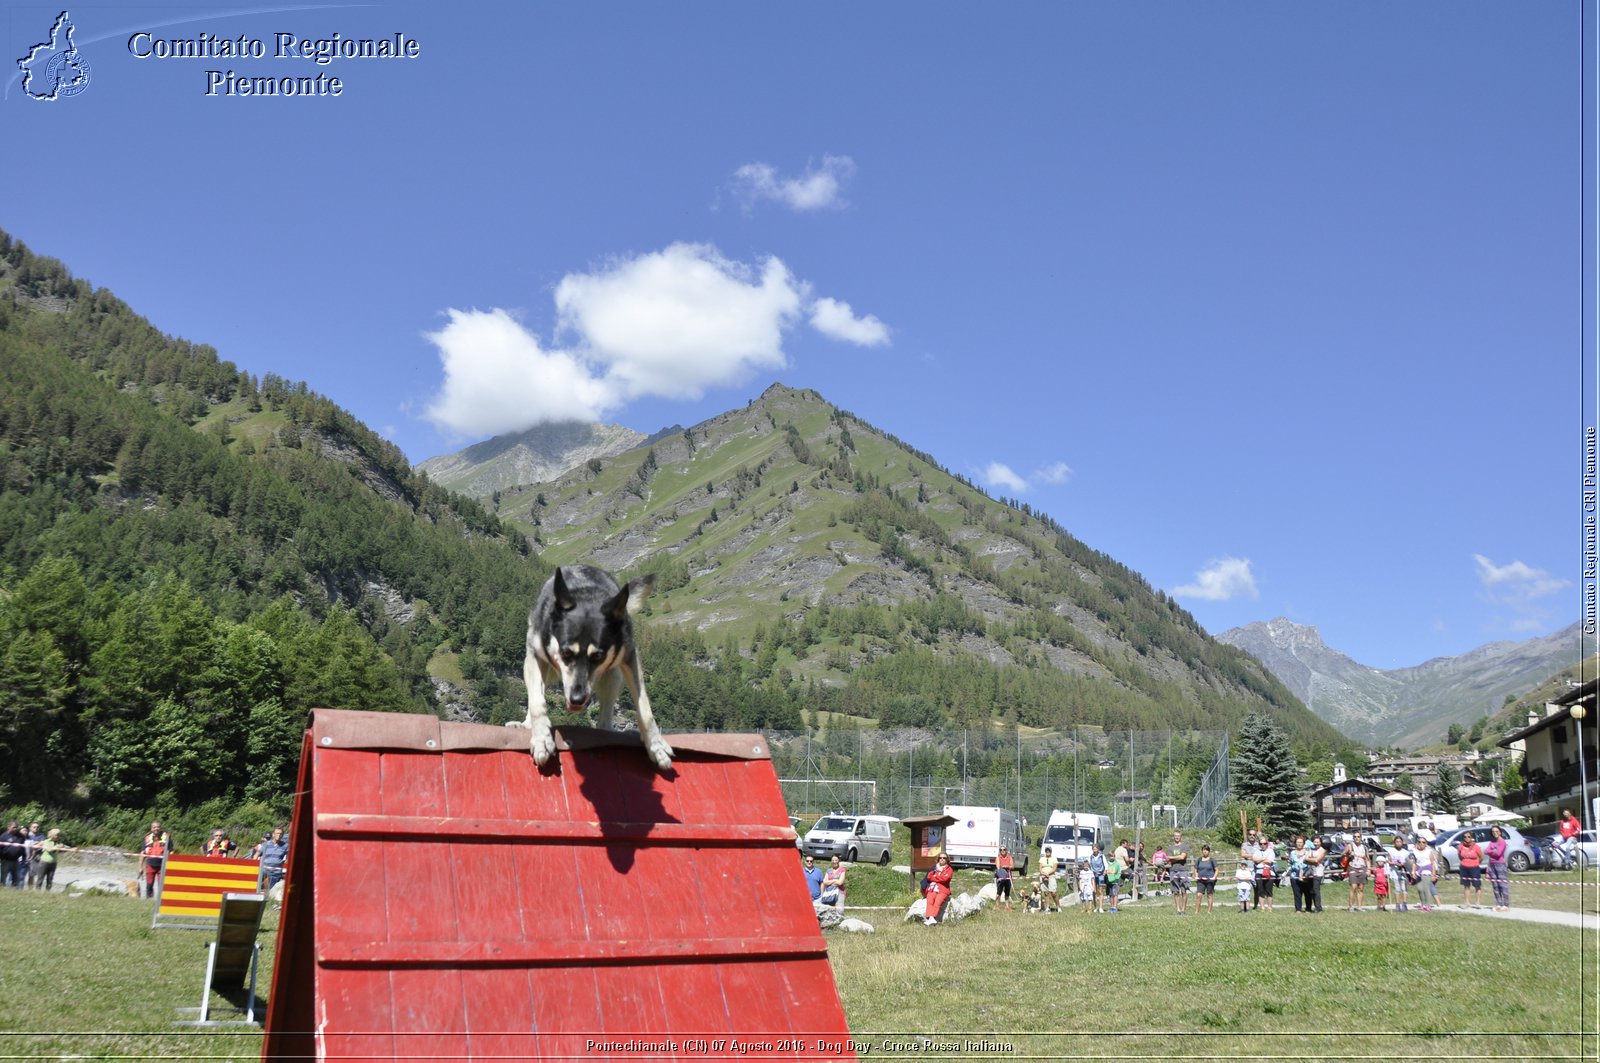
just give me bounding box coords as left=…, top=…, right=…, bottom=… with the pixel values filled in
left=1422, top=763, right=1467, bottom=817
left=1229, top=713, right=1312, bottom=837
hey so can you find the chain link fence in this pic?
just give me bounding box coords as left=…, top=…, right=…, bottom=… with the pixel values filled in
left=763, top=726, right=1229, bottom=831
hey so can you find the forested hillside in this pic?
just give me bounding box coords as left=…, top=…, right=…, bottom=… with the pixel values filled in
left=0, top=231, right=545, bottom=813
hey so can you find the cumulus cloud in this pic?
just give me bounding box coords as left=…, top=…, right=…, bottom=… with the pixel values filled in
left=422, top=308, right=611, bottom=436
left=1174, top=558, right=1260, bottom=601
left=1473, top=554, right=1568, bottom=634
left=809, top=297, right=890, bottom=347
left=424, top=243, right=891, bottom=437
left=1035, top=461, right=1073, bottom=485
left=983, top=462, right=1029, bottom=493
left=1472, top=554, right=1568, bottom=600
left=978, top=459, right=1073, bottom=493
left=555, top=243, right=805, bottom=401
left=731, top=155, right=855, bottom=212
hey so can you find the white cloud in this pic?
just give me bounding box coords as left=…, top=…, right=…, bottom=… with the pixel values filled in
left=554, top=243, right=805, bottom=401
left=425, top=244, right=870, bottom=436
left=1174, top=558, right=1260, bottom=601
left=982, top=462, right=1029, bottom=493
left=1472, top=554, right=1568, bottom=600
left=731, top=155, right=855, bottom=212
left=1035, top=461, right=1073, bottom=485
left=422, top=308, right=611, bottom=436
left=809, top=297, right=890, bottom=347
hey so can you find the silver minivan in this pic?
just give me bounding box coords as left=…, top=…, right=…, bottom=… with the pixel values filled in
left=801, top=814, right=895, bottom=864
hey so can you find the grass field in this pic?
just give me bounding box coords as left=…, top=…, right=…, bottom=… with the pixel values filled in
left=0, top=861, right=1593, bottom=1061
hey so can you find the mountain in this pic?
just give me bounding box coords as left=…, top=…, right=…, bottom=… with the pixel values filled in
left=1216, top=618, right=1580, bottom=748
left=469, top=382, right=1344, bottom=745
left=418, top=421, right=655, bottom=498
left=0, top=226, right=1345, bottom=821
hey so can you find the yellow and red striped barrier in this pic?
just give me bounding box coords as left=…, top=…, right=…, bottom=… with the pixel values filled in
left=153, top=855, right=261, bottom=930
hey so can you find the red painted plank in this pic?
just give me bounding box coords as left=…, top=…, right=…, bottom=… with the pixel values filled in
left=321, top=970, right=396, bottom=1061
left=319, top=935, right=828, bottom=967
left=529, top=966, right=606, bottom=1058
left=390, top=967, right=469, bottom=1059
left=459, top=967, right=534, bottom=1060
left=316, top=813, right=794, bottom=846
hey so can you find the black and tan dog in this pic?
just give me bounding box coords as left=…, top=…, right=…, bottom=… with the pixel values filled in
left=510, top=564, right=674, bottom=771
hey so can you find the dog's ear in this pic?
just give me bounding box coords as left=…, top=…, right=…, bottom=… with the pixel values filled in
left=605, top=583, right=631, bottom=621
left=553, top=567, right=576, bottom=612
left=624, top=574, right=655, bottom=615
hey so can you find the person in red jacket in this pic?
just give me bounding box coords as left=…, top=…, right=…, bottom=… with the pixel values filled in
left=1558, top=809, right=1581, bottom=865
left=922, top=853, right=954, bottom=926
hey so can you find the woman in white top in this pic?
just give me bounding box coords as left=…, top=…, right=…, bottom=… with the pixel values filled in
left=1411, top=837, right=1439, bottom=910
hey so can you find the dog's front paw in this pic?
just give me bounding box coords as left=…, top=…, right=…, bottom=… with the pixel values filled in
left=644, top=735, right=675, bottom=772
left=504, top=719, right=529, bottom=729
left=529, top=722, right=557, bottom=765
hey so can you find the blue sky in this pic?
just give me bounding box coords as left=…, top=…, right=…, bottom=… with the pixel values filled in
left=2, top=1, right=1585, bottom=669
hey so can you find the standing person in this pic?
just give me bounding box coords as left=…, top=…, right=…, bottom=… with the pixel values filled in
left=140, top=822, right=170, bottom=899
left=1457, top=831, right=1484, bottom=908
left=1304, top=836, right=1327, bottom=913
left=922, top=853, right=954, bottom=925
left=801, top=854, right=824, bottom=901
left=1372, top=854, right=1391, bottom=911
left=22, top=822, right=44, bottom=888
left=1234, top=851, right=1255, bottom=912
left=1241, top=829, right=1263, bottom=910
left=994, top=845, right=1015, bottom=911
left=1346, top=833, right=1369, bottom=911
left=1412, top=836, right=1439, bottom=911
left=820, top=856, right=847, bottom=907
left=35, top=828, right=65, bottom=891
left=1168, top=830, right=1191, bottom=914
left=1038, top=848, right=1060, bottom=912
left=204, top=828, right=237, bottom=859
left=1389, top=842, right=1410, bottom=913
left=1104, top=845, right=1124, bottom=912
left=1485, top=825, right=1511, bottom=911
left=1194, top=845, right=1218, bottom=914
left=1077, top=860, right=1095, bottom=911
left=1089, top=843, right=1108, bottom=913
left=258, top=827, right=289, bottom=890
left=0, top=822, right=25, bottom=887
left=1558, top=808, right=1581, bottom=866
left=1287, top=834, right=1307, bottom=913
left=1254, top=832, right=1277, bottom=913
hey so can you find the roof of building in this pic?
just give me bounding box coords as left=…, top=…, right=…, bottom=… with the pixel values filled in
left=1498, top=677, right=1599, bottom=747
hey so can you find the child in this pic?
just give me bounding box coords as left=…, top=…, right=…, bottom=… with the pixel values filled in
left=1391, top=847, right=1410, bottom=912
left=1025, top=885, right=1043, bottom=912
left=1077, top=862, right=1094, bottom=911
left=1235, top=851, right=1255, bottom=912
left=1195, top=845, right=1218, bottom=914
left=1151, top=845, right=1169, bottom=883
left=1373, top=854, right=1390, bottom=912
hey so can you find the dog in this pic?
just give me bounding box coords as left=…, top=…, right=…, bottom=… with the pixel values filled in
left=510, top=564, right=674, bottom=771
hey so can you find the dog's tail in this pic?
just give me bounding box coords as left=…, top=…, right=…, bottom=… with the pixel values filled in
left=625, top=574, right=655, bottom=615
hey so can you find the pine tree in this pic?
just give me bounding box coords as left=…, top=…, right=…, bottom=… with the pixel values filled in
left=1229, top=713, right=1312, bottom=837
left=1423, top=764, right=1467, bottom=817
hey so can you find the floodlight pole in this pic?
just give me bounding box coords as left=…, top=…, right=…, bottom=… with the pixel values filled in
left=1571, top=702, right=1592, bottom=837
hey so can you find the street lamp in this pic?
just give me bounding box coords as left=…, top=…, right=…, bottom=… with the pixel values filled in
left=1572, top=701, right=1591, bottom=836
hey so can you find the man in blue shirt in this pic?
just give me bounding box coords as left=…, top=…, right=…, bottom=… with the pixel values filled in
left=801, top=854, right=825, bottom=900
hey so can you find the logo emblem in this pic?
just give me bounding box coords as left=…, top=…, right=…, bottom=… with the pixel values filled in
left=18, top=11, right=91, bottom=101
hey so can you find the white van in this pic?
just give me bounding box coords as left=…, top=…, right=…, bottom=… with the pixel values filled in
left=801, top=814, right=896, bottom=864
left=1040, top=810, right=1110, bottom=871
left=942, top=805, right=1028, bottom=873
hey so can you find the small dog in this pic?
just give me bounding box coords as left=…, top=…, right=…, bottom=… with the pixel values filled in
left=510, top=564, right=674, bottom=771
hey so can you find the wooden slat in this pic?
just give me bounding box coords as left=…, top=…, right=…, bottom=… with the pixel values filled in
left=316, top=812, right=796, bottom=846
left=319, top=934, right=827, bottom=969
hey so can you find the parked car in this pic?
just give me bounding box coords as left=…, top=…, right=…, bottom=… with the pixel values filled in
left=1432, top=825, right=1535, bottom=874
